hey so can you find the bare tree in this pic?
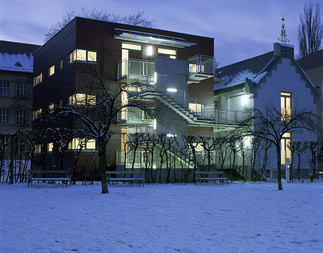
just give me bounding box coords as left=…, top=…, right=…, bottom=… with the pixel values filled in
left=295, top=141, right=308, bottom=181
left=306, top=141, right=319, bottom=181
left=45, top=8, right=154, bottom=41
left=59, top=64, right=151, bottom=194
left=128, top=133, right=145, bottom=171
left=238, top=104, right=317, bottom=190
left=298, top=2, right=323, bottom=58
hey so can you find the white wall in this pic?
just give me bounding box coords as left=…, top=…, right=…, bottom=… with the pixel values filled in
left=253, top=57, right=317, bottom=167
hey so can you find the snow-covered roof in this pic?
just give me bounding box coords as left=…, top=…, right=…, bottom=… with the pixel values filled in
left=214, top=52, right=276, bottom=91
left=0, top=52, right=34, bottom=73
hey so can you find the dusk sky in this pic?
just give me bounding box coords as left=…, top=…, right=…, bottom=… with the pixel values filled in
left=0, top=0, right=321, bottom=67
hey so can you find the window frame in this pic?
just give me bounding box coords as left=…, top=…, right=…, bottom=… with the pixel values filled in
left=0, top=81, right=9, bottom=97
left=0, top=109, right=9, bottom=124
left=16, top=83, right=27, bottom=97
left=16, top=110, right=26, bottom=125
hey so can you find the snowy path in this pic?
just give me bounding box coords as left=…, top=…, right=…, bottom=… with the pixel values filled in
left=0, top=182, right=322, bottom=252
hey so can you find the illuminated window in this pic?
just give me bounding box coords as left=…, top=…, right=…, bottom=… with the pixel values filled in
left=33, top=109, right=42, bottom=119
left=281, top=132, right=291, bottom=165
left=48, top=143, right=53, bottom=152
left=68, top=138, right=96, bottom=150
left=158, top=48, right=176, bottom=59
left=0, top=81, right=9, bottom=96
left=69, top=93, right=96, bottom=106
left=189, top=103, right=202, bottom=113
left=69, top=49, right=97, bottom=63
left=87, top=51, right=97, bottom=62
left=281, top=92, right=292, bottom=120
left=49, top=65, right=55, bottom=77
left=69, top=93, right=86, bottom=105
left=34, top=73, right=42, bottom=86
left=122, top=43, right=142, bottom=51
left=35, top=145, right=41, bottom=153
left=77, top=49, right=86, bottom=61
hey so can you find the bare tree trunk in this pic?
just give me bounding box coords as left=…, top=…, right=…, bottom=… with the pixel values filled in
left=9, top=135, right=15, bottom=184
left=98, top=138, right=109, bottom=194
left=276, top=144, right=283, bottom=190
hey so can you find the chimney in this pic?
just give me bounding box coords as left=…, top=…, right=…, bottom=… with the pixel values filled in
left=274, top=42, right=294, bottom=59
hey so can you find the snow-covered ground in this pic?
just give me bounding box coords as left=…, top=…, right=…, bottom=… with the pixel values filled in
left=0, top=182, right=322, bottom=253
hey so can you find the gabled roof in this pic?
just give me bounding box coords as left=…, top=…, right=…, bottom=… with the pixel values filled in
left=0, top=41, right=40, bottom=73
left=215, top=52, right=277, bottom=90
left=297, top=50, right=323, bottom=70
left=0, top=40, right=40, bottom=55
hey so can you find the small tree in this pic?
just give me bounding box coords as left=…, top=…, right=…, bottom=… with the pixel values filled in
left=306, top=141, right=319, bottom=181
left=287, top=141, right=298, bottom=181
left=183, top=135, right=199, bottom=182
left=128, top=133, right=145, bottom=171
left=295, top=141, right=308, bottom=181
left=298, top=2, right=323, bottom=58
left=238, top=104, right=317, bottom=190
left=227, top=135, right=242, bottom=180
left=199, top=136, right=216, bottom=171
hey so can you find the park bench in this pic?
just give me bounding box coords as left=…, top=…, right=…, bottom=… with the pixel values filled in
left=28, top=170, right=72, bottom=187
left=195, top=170, right=229, bottom=185
left=106, top=170, right=145, bottom=186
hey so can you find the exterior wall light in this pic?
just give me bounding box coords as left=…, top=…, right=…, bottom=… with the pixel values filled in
left=147, top=45, right=153, bottom=57
left=167, top=88, right=177, bottom=93
left=153, top=119, right=157, bottom=130
left=154, top=72, right=157, bottom=84
left=242, top=94, right=249, bottom=106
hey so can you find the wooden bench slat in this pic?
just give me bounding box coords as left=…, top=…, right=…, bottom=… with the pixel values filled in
left=106, top=170, right=145, bottom=186
left=195, top=171, right=228, bottom=185
left=28, top=170, right=72, bottom=187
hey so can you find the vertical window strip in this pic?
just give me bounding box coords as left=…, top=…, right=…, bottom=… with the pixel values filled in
left=17, top=83, right=26, bottom=97
left=0, top=109, right=9, bottom=124
left=17, top=110, right=26, bottom=125
left=0, top=81, right=9, bottom=96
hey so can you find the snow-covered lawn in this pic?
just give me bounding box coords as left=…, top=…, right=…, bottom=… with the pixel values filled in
left=0, top=182, right=322, bottom=253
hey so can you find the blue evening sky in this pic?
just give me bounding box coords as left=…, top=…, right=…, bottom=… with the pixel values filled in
left=0, top=0, right=321, bottom=67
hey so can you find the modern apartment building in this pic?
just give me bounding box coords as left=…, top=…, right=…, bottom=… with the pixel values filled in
left=33, top=17, right=237, bottom=178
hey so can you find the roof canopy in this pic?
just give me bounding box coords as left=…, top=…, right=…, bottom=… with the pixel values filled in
left=114, top=28, right=196, bottom=48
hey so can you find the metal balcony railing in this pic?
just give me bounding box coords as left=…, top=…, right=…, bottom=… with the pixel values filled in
left=188, top=55, right=214, bottom=75
left=118, top=58, right=155, bottom=82
left=117, top=107, right=152, bottom=123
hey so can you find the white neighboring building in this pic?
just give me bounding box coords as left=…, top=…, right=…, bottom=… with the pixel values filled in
left=214, top=43, right=319, bottom=179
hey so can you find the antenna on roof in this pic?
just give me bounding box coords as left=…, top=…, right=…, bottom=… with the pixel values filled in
left=278, top=15, right=289, bottom=44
